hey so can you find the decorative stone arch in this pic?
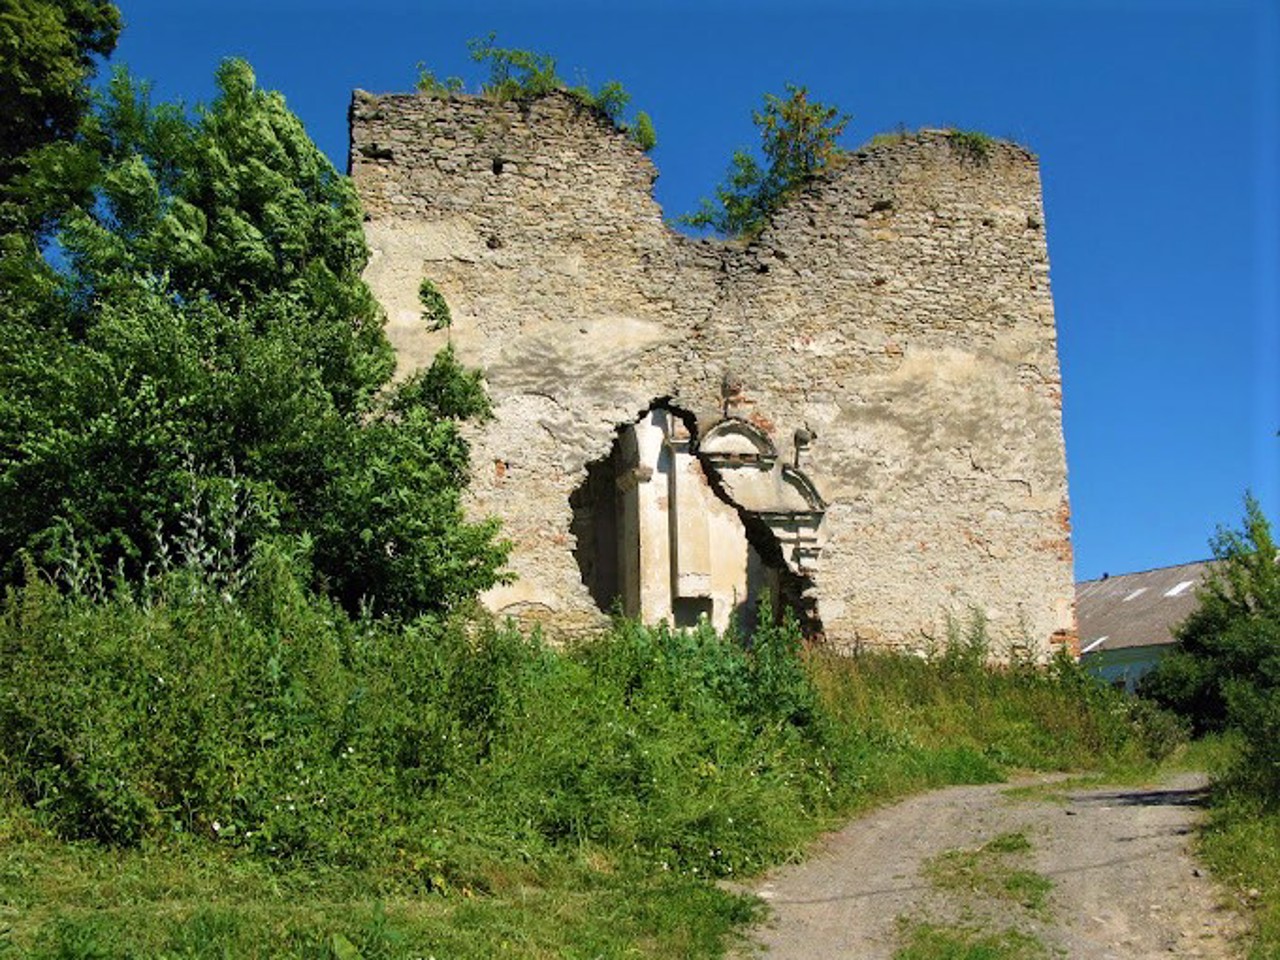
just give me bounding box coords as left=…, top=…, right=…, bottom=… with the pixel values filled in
left=699, top=419, right=779, bottom=470
left=693, top=419, right=829, bottom=631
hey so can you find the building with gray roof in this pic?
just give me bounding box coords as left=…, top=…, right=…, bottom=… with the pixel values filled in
left=1076, top=560, right=1212, bottom=691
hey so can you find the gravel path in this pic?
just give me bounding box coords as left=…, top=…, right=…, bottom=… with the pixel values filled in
left=733, top=772, right=1245, bottom=958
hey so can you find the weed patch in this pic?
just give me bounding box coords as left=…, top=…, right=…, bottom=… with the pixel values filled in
left=894, top=919, right=1051, bottom=960
left=926, top=833, right=1053, bottom=915
left=808, top=644, right=1182, bottom=788
left=898, top=826, right=1055, bottom=960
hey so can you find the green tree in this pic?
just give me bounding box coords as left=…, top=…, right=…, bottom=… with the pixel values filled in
left=681, top=84, right=850, bottom=238
left=467, top=32, right=561, bottom=100
left=0, top=0, right=120, bottom=185
left=1140, top=495, right=1280, bottom=796
left=0, top=60, right=508, bottom=618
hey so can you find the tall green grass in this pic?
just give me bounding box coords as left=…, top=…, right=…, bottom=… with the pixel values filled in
left=1183, top=735, right=1280, bottom=960
left=1203, top=794, right=1280, bottom=959
left=809, top=640, right=1184, bottom=798
left=0, top=556, right=1182, bottom=957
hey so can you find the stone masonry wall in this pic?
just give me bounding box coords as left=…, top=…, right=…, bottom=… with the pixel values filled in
left=349, top=89, right=1077, bottom=657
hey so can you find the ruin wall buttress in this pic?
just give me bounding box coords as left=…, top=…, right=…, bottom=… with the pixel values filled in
left=349, top=89, right=1077, bottom=657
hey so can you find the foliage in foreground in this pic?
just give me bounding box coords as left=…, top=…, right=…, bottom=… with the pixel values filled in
left=680, top=84, right=850, bottom=238
left=0, top=553, right=1182, bottom=957
left=0, top=58, right=507, bottom=618
left=0, top=0, right=120, bottom=187
left=1141, top=494, right=1280, bottom=800
left=1, top=563, right=825, bottom=873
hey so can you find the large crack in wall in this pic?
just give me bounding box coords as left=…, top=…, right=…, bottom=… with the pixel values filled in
left=693, top=450, right=825, bottom=639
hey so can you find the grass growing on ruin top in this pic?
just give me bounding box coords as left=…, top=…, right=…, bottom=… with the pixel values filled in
left=415, top=33, right=657, bottom=151
left=0, top=552, right=1185, bottom=958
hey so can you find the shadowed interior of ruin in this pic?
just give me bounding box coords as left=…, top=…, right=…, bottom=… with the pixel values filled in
left=569, top=440, right=623, bottom=614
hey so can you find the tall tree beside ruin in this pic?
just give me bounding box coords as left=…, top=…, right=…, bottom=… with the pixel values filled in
left=0, top=0, right=120, bottom=184
left=0, top=60, right=508, bottom=617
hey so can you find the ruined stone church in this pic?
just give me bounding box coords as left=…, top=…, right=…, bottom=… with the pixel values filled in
left=349, top=90, right=1077, bottom=658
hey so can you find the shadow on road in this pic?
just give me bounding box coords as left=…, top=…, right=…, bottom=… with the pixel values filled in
left=1070, top=786, right=1209, bottom=809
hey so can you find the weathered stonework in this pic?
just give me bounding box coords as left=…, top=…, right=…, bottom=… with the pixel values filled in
left=349, top=89, right=1077, bottom=658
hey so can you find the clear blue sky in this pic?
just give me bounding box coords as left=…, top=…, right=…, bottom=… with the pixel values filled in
left=107, top=0, right=1279, bottom=582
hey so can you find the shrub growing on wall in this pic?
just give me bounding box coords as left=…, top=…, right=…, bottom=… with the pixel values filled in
left=681, top=84, right=850, bottom=238
left=415, top=35, right=657, bottom=152
left=419, top=277, right=451, bottom=329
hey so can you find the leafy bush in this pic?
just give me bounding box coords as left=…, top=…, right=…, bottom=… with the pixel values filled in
left=585, top=79, right=629, bottom=123
left=1141, top=495, right=1280, bottom=800
left=631, top=110, right=658, bottom=151
left=0, top=60, right=507, bottom=618
left=468, top=32, right=561, bottom=101
left=411, top=35, right=657, bottom=152
left=418, top=276, right=451, bottom=329
left=0, top=554, right=832, bottom=878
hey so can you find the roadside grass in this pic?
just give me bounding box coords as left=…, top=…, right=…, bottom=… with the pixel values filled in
left=1195, top=735, right=1280, bottom=960
left=0, top=572, right=1182, bottom=957
left=1000, top=734, right=1234, bottom=805
left=807, top=638, right=1184, bottom=797
left=1202, top=796, right=1280, bottom=960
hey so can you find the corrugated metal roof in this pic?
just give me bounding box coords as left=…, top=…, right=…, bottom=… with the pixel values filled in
left=1075, top=560, right=1214, bottom=654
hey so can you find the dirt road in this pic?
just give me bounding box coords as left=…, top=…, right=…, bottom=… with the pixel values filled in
left=735, top=772, right=1245, bottom=958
